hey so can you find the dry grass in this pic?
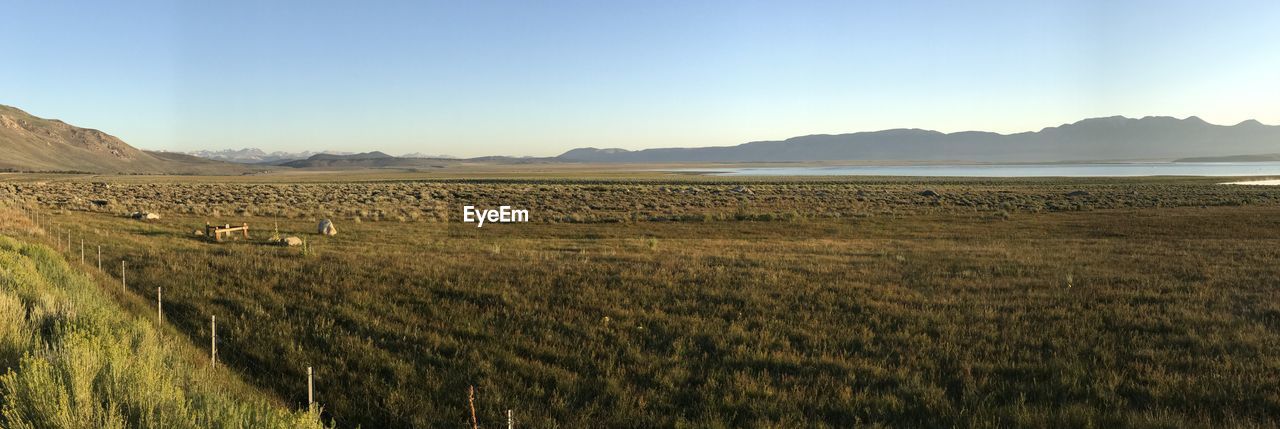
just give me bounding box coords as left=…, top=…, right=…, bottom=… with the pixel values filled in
left=4, top=177, right=1280, bottom=428
left=5, top=176, right=1280, bottom=225
left=0, top=204, right=326, bottom=429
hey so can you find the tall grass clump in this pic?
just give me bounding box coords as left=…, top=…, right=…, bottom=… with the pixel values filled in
left=0, top=234, right=326, bottom=429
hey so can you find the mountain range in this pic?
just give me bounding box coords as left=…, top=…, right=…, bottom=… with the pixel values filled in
left=183, top=149, right=461, bottom=165
left=559, top=116, right=1280, bottom=163
left=180, top=148, right=349, bottom=164
left=275, top=152, right=550, bottom=168
left=4, top=102, right=1280, bottom=173
left=279, top=151, right=448, bottom=168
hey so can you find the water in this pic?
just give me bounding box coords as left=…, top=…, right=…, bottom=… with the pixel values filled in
left=681, top=162, right=1280, bottom=177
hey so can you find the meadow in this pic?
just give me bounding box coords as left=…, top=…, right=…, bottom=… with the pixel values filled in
left=0, top=203, right=325, bottom=428
left=3, top=175, right=1280, bottom=428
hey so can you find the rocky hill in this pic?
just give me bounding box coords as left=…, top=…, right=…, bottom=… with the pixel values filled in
left=0, top=105, right=263, bottom=174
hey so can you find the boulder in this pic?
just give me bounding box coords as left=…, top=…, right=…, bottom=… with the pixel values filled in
left=919, top=190, right=939, bottom=197
left=318, top=219, right=338, bottom=236
left=1066, top=190, right=1091, bottom=197
left=131, top=211, right=161, bottom=220
left=283, top=236, right=303, bottom=246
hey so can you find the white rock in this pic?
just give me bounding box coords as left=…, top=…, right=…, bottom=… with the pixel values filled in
left=317, top=219, right=337, bottom=236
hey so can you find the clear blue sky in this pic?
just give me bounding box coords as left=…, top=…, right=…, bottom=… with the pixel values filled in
left=3, top=0, right=1278, bottom=157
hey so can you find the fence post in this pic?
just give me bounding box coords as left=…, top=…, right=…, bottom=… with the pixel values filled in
left=307, top=366, right=314, bottom=412
left=508, top=409, right=514, bottom=429
left=80, top=239, right=84, bottom=264
left=469, top=385, right=479, bottom=429
left=211, top=315, right=218, bottom=367
left=157, top=287, right=163, bottom=323
left=121, top=260, right=126, bottom=292
left=98, top=245, right=102, bottom=270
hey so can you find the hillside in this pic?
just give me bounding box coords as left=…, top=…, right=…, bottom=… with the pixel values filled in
left=0, top=206, right=325, bottom=427
left=560, top=116, right=1280, bottom=163
left=0, top=104, right=266, bottom=174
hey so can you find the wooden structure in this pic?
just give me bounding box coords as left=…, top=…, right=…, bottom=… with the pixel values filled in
left=206, top=223, right=250, bottom=242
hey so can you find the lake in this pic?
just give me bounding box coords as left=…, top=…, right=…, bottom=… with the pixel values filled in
left=680, top=162, right=1280, bottom=177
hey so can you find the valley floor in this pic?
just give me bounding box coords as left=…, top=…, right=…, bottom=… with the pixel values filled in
left=3, top=177, right=1280, bottom=428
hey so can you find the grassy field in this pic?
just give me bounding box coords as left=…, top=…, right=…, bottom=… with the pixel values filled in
left=0, top=204, right=325, bottom=428
left=4, top=176, right=1280, bottom=428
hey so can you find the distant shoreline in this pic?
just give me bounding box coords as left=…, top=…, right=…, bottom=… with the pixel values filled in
left=665, top=162, right=1280, bottom=178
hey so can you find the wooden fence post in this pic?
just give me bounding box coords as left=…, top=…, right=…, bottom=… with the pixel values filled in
left=211, top=315, right=218, bottom=367
left=98, top=245, right=102, bottom=270
left=469, top=385, right=479, bottom=429
left=307, top=366, right=314, bottom=412
left=157, top=287, right=163, bottom=323
left=121, top=260, right=126, bottom=292
left=508, top=409, right=514, bottom=429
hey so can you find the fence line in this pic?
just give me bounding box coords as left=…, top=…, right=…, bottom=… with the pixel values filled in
left=18, top=207, right=336, bottom=420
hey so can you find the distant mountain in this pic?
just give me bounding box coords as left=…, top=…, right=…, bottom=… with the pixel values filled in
left=187, top=149, right=461, bottom=163
left=1175, top=153, right=1280, bottom=162
left=0, top=104, right=262, bottom=174
left=11, top=104, right=1279, bottom=173
left=400, top=152, right=457, bottom=159
left=279, top=151, right=452, bottom=168
left=559, top=116, right=1280, bottom=163
left=183, top=148, right=351, bottom=164
left=277, top=151, right=561, bottom=168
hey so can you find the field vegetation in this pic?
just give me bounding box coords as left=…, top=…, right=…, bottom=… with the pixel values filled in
left=3, top=176, right=1280, bottom=428
left=6, top=176, right=1280, bottom=224
left=0, top=204, right=325, bottom=428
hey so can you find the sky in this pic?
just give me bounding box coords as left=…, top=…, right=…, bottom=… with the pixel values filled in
left=2, top=0, right=1278, bottom=157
